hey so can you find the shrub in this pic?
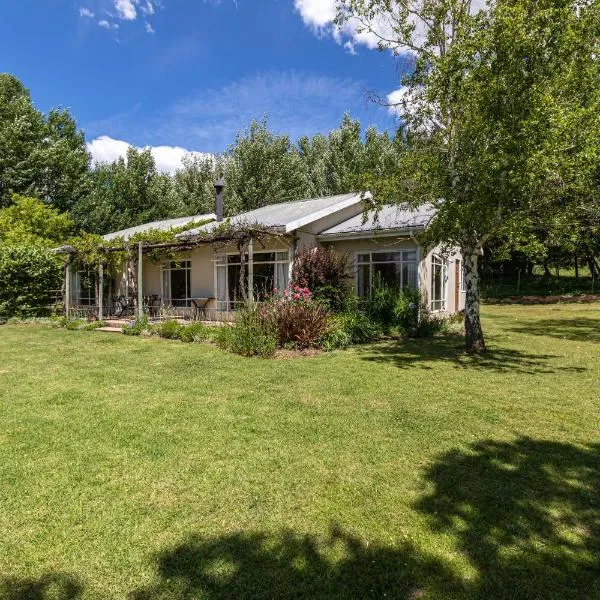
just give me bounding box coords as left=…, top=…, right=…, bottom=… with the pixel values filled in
left=178, top=322, right=210, bottom=343
left=364, top=275, right=398, bottom=331
left=321, top=311, right=380, bottom=351
left=65, top=318, right=85, bottom=330
left=261, top=286, right=330, bottom=349
left=291, top=246, right=351, bottom=311
left=122, top=315, right=151, bottom=336
left=216, top=305, right=277, bottom=358
left=393, top=287, right=421, bottom=337
left=153, top=319, right=184, bottom=340
left=0, top=244, right=62, bottom=319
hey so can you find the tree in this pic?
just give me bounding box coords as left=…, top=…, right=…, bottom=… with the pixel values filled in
left=0, top=74, right=89, bottom=211
left=223, top=119, right=307, bottom=214
left=73, top=147, right=181, bottom=234
left=0, top=194, right=73, bottom=246
left=172, top=153, right=218, bottom=216
left=337, top=0, right=600, bottom=352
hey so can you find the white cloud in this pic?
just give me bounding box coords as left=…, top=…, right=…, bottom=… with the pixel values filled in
left=145, top=21, right=155, bottom=33
left=87, top=135, right=211, bottom=174
left=294, top=0, right=336, bottom=30
left=295, top=0, right=489, bottom=54
left=98, top=19, right=119, bottom=29
left=141, top=1, right=154, bottom=15
left=114, top=0, right=137, bottom=20
left=79, top=7, right=94, bottom=17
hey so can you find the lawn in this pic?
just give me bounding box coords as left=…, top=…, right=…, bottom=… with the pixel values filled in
left=0, top=304, right=598, bottom=600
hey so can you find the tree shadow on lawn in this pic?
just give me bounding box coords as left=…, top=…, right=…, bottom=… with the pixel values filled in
left=130, top=438, right=600, bottom=600
left=505, top=317, right=600, bottom=342
left=417, top=437, right=600, bottom=600
left=0, top=573, right=83, bottom=600
left=356, top=337, right=586, bottom=374
left=129, top=526, right=464, bottom=600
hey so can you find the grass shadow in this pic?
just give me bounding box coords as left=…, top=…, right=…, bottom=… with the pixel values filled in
left=129, top=527, right=464, bottom=600
left=0, top=573, right=83, bottom=600
left=356, top=337, right=586, bottom=374
left=506, top=317, right=600, bottom=342
left=417, top=437, right=600, bottom=600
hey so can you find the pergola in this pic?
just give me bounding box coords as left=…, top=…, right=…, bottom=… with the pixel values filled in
left=53, top=223, right=292, bottom=321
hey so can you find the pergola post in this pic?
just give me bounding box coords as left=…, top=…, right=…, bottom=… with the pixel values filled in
left=137, top=242, right=144, bottom=319
left=247, top=237, right=254, bottom=303
left=65, top=256, right=71, bottom=317
left=98, top=262, right=104, bottom=321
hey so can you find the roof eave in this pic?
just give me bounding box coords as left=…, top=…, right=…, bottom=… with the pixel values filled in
left=317, top=226, right=425, bottom=241
left=284, top=192, right=370, bottom=233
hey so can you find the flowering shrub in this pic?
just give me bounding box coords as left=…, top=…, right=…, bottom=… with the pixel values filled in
left=122, top=315, right=151, bottom=336
left=291, top=246, right=351, bottom=312
left=261, top=285, right=330, bottom=349
left=215, top=305, right=277, bottom=358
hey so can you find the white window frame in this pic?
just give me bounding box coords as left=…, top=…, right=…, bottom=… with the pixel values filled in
left=355, top=249, right=420, bottom=298
left=430, top=254, right=448, bottom=312
left=161, top=260, right=192, bottom=308
left=215, top=250, right=289, bottom=311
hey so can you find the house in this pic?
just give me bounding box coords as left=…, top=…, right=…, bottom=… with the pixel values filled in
left=63, top=191, right=465, bottom=320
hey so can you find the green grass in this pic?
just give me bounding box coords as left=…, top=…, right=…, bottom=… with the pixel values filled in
left=0, top=304, right=599, bottom=599
left=481, top=267, right=598, bottom=298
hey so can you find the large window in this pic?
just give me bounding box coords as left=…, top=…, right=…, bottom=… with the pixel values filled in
left=356, top=250, right=418, bottom=298
left=71, top=269, right=95, bottom=306
left=431, top=254, right=448, bottom=311
left=162, top=260, right=192, bottom=307
left=216, top=251, right=289, bottom=310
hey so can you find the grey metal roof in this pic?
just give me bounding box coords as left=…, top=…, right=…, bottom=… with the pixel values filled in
left=102, top=213, right=216, bottom=241
left=178, top=193, right=363, bottom=237
left=318, top=204, right=435, bottom=237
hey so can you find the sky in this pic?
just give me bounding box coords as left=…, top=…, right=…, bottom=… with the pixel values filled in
left=0, top=0, right=409, bottom=173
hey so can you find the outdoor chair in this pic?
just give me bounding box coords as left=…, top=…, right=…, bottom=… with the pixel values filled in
left=191, top=297, right=211, bottom=320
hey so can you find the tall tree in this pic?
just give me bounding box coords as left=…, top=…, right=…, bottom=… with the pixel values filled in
left=73, top=147, right=180, bottom=234
left=0, top=74, right=89, bottom=211
left=338, top=0, right=599, bottom=352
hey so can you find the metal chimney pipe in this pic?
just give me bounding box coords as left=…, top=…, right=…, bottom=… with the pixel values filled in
left=215, top=177, right=225, bottom=222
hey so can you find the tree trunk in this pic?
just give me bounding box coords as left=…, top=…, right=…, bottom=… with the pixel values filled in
left=574, top=255, right=579, bottom=280
left=462, top=248, right=486, bottom=353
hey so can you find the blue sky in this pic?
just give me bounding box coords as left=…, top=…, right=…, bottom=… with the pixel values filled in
left=1, top=0, right=407, bottom=172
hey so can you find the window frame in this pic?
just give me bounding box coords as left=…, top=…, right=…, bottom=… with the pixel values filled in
left=354, top=248, right=420, bottom=299
left=215, top=250, right=290, bottom=311
left=161, top=259, right=192, bottom=308
left=430, top=254, right=448, bottom=312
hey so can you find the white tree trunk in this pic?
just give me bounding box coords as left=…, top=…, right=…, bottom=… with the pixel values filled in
left=462, top=248, right=486, bottom=353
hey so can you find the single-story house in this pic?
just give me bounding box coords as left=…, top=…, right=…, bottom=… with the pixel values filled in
left=64, top=191, right=465, bottom=319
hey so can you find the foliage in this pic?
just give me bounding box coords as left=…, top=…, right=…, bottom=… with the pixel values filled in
left=72, top=146, right=182, bottom=235
left=0, top=244, right=62, bottom=318
left=291, top=246, right=351, bottom=311
left=322, top=311, right=381, bottom=351
left=152, top=319, right=184, bottom=340
left=393, top=287, right=422, bottom=337
left=0, top=195, right=74, bottom=247
left=123, top=315, right=152, bottom=337
left=178, top=322, right=210, bottom=343
left=0, top=74, right=89, bottom=211
left=260, top=286, right=330, bottom=349
left=215, top=305, right=278, bottom=358
left=364, top=274, right=399, bottom=332
left=337, top=0, right=600, bottom=353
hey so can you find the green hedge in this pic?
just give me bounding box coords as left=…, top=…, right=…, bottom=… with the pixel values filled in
left=0, top=244, right=62, bottom=319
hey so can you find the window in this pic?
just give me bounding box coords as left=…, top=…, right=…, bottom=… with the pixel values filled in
left=162, top=260, right=192, bottom=307
left=356, top=250, right=418, bottom=298
left=216, top=251, right=289, bottom=310
left=71, top=269, right=95, bottom=306
left=431, top=255, right=448, bottom=311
